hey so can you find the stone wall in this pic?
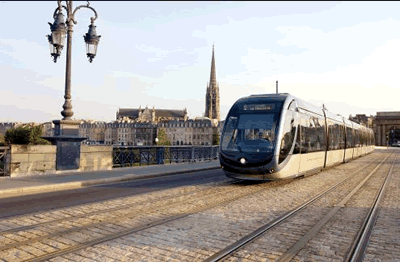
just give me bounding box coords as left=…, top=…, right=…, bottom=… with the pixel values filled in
left=10, top=145, right=57, bottom=177
left=9, top=144, right=113, bottom=177
left=80, top=145, right=113, bottom=172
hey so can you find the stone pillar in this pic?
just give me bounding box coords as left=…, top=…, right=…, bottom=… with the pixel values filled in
left=43, top=120, right=86, bottom=170
left=383, top=124, right=387, bottom=146
left=376, top=124, right=380, bottom=146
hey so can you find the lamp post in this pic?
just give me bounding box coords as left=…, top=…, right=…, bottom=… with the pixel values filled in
left=47, top=1, right=101, bottom=121
left=44, top=1, right=101, bottom=171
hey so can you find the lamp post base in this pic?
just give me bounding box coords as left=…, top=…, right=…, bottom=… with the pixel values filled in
left=52, top=119, right=82, bottom=137
left=42, top=119, right=87, bottom=171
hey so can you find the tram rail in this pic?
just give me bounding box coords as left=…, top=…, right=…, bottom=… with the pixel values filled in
left=205, top=150, right=394, bottom=262
left=0, top=178, right=292, bottom=261
left=0, top=176, right=233, bottom=235
left=345, top=154, right=396, bottom=262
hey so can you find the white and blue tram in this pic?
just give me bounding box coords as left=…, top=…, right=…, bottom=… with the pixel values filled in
left=219, top=93, right=375, bottom=180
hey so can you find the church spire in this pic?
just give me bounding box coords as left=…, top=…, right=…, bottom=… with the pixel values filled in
left=209, top=44, right=217, bottom=89
left=204, top=44, right=220, bottom=122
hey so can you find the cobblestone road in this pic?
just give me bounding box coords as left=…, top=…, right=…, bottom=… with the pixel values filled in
left=0, top=149, right=398, bottom=261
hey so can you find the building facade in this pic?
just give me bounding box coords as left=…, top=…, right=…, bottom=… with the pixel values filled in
left=159, top=118, right=218, bottom=146
left=79, top=121, right=107, bottom=144
left=348, top=114, right=375, bottom=129
left=374, top=112, right=400, bottom=146
left=41, top=122, right=54, bottom=137
left=116, top=105, right=188, bottom=123
left=0, top=123, right=20, bottom=136
left=0, top=122, right=53, bottom=138
left=102, top=121, right=157, bottom=146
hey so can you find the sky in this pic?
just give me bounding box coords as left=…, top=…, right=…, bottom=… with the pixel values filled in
left=1, top=1, right=400, bottom=123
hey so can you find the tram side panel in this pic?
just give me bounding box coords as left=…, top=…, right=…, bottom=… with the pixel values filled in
left=298, top=112, right=326, bottom=174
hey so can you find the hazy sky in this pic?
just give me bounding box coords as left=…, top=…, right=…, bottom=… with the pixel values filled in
left=1, top=1, right=400, bottom=123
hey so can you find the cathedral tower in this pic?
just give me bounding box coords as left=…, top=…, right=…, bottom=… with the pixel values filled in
left=205, top=45, right=220, bottom=121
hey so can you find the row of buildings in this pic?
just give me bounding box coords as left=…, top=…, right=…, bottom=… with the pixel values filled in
left=0, top=118, right=223, bottom=146
left=3, top=112, right=400, bottom=147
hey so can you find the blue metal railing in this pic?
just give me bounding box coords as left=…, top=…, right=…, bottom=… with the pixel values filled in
left=112, top=146, right=219, bottom=168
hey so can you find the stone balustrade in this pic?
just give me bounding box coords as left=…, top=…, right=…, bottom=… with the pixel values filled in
left=9, top=144, right=113, bottom=177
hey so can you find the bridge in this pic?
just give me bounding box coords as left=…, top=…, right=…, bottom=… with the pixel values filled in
left=0, top=147, right=399, bottom=261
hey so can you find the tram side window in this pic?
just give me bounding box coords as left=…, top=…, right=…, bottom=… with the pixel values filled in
left=370, top=131, right=373, bottom=145
left=279, top=111, right=296, bottom=164
left=365, top=130, right=368, bottom=146
left=300, top=114, right=309, bottom=153
left=354, top=130, right=360, bottom=147
left=221, top=116, right=238, bottom=151
left=316, top=116, right=326, bottom=152
left=360, top=130, right=365, bottom=147
left=369, top=132, right=371, bottom=145
left=339, top=124, right=345, bottom=149
left=305, top=115, right=324, bottom=153
left=346, top=127, right=354, bottom=148
left=328, top=121, right=343, bottom=151
left=328, top=121, right=336, bottom=150
left=304, top=116, right=315, bottom=152
left=368, top=131, right=371, bottom=146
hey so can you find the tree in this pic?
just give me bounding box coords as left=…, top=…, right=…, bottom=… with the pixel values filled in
left=0, top=134, right=5, bottom=146
left=212, top=128, right=220, bottom=145
left=5, top=125, right=51, bottom=145
left=157, top=128, right=171, bottom=146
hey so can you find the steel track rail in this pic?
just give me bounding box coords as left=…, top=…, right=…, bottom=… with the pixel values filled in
left=204, top=152, right=391, bottom=262
left=0, top=176, right=234, bottom=235
left=0, top=179, right=251, bottom=252
left=23, top=180, right=292, bottom=262
left=0, top=166, right=223, bottom=221
left=345, top=154, right=397, bottom=262
left=277, top=151, right=394, bottom=262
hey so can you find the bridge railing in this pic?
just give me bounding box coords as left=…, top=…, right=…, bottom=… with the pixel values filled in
left=112, top=145, right=219, bottom=168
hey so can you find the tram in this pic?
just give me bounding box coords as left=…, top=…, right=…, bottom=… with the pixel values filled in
left=219, top=93, right=375, bottom=180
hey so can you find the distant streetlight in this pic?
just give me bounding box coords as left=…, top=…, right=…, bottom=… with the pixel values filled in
left=155, top=137, right=159, bottom=145
left=47, top=0, right=101, bottom=120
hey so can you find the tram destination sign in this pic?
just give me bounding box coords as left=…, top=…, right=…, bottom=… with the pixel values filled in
left=243, top=103, right=275, bottom=111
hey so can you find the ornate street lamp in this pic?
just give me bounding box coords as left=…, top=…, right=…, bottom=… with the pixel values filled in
left=43, top=1, right=101, bottom=171
left=47, top=9, right=67, bottom=63
left=47, top=0, right=100, bottom=121
left=84, top=20, right=101, bottom=63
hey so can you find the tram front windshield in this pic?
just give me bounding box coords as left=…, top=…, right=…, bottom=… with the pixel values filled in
left=221, top=113, right=279, bottom=153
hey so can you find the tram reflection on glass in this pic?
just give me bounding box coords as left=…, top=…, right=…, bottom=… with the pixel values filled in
left=219, top=93, right=375, bottom=180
